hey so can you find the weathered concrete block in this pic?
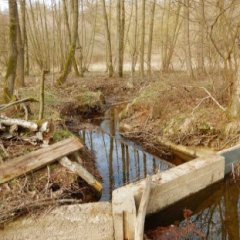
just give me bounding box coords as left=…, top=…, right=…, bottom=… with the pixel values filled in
left=1, top=202, right=114, bottom=240
left=112, top=154, right=225, bottom=240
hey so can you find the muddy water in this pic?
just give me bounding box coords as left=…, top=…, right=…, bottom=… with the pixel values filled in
left=79, top=106, right=173, bottom=201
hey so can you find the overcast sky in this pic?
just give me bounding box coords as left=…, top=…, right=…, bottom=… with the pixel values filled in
left=0, top=0, right=58, bottom=11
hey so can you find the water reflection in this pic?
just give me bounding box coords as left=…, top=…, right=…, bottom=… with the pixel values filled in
left=146, top=178, right=240, bottom=239
left=79, top=107, right=173, bottom=200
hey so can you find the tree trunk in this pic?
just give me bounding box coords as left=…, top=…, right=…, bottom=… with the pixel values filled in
left=3, top=0, right=18, bottom=102
left=102, top=0, right=114, bottom=77
left=197, top=0, right=205, bottom=74
left=62, top=0, right=80, bottom=77
left=56, top=0, right=79, bottom=86
left=116, top=0, right=124, bottom=77
left=184, top=0, right=194, bottom=78
left=147, top=0, right=156, bottom=78
left=228, top=71, right=240, bottom=119
left=131, top=0, right=138, bottom=78
left=140, top=0, right=145, bottom=79
left=16, top=0, right=25, bottom=88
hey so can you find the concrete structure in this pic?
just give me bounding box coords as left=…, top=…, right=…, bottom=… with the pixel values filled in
left=1, top=203, right=114, bottom=240
left=2, top=145, right=240, bottom=240
left=112, top=154, right=225, bottom=239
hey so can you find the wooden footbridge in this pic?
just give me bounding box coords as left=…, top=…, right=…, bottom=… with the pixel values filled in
left=1, top=138, right=240, bottom=240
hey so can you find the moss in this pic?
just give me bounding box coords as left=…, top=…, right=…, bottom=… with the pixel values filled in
left=75, top=91, right=104, bottom=107
left=53, top=129, right=73, bottom=142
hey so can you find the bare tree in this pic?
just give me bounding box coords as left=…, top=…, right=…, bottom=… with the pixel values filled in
left=116, top=0, right=125, bottom=77
left=139, top=0, right=145, bottom=79
left=102, top=0, right=114, bottom=77
left=3, top=0, right=18, bottom=102
left=147, top=0, right=156, bottom=77
left=56, top=0, right=79, bottom=85
left=16, top=0, right=25, bottom=88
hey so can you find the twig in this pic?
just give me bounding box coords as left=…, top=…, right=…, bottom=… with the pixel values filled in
left=201, top=87, right=226, bottom=111
left=191, top=96, right=210, bottom=116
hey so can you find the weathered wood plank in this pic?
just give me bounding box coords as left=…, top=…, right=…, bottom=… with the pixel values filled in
left=0, top=137, right=83, bottom=184
left=134, top=178, right=151, bottom=240
left=59, top=157, right=102, bottom=192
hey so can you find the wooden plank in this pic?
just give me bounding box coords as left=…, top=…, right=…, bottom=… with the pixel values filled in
left=134, top=178, right=151, bottom=240
left=0, top=137, right=83, bottom=184
left=59, top=157, right=102, bottom=192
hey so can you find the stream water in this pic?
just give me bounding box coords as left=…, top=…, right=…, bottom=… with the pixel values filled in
left=79, top=106, right=173, bottom=201
left=146, top=177, right=240, bottom=240
left=79, top=106, right=240, bottom=239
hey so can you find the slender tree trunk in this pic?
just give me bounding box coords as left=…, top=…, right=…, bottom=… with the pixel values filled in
left=119, top=0, right=125, bottom=77
left=20, top=0, right=29, bottom=76
left=62, top=0, right=80, bottom=77
left=3, top=0, right=18, bottom=102
left=147, top=0, right=156, bottom=77
left=131, top=0, right=138, bottom=77
left=184, top=0, right=194, bottom=78
left=56, top=0, right=79, bottom=86
left=102, top=0, right=113, bottom=77
left=16, top=1, right=25, bottom=88
left=140, top=0, right=145, bottom=79
left=116, top=0, right=124, bottom=77
left=197, top=0, right=205, bottom=74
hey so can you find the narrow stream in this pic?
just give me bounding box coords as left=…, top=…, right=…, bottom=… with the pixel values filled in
left=79, top=106, right=173, bottom=201
left=78, top=105, right=240, bottom=239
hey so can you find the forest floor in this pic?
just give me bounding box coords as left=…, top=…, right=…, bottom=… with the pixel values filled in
left=0, top=70, right=238, bottom=227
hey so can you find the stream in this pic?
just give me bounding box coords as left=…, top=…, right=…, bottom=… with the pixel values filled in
left=78, top=106, right=240, bottom=239
left=79, top=105, right=173, bottom=200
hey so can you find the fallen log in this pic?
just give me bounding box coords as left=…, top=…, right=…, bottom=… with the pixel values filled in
left=59, top=156, right=102, bottom=193
left=134, top=177, right=151, bottom=240
left=0, top=137, right=83, bottom=184
left=0, top=97, right=38, bottom=112
left=0, top=116, right=38, bottom=131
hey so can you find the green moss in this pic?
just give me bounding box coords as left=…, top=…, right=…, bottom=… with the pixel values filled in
left=75, top=91, right=103, bottom=106
left=53, top=129, right=73, bottom=142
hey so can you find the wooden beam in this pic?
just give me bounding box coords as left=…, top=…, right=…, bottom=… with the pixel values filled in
left=0, top=137, right=83, bottom=184
left=59, top=157, right=102, bottom=193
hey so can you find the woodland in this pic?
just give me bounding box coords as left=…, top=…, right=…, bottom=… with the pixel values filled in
left=1, top=0, right=240, bottom=239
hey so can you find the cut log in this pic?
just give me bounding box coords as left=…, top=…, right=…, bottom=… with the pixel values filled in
left=59, top=157, right=102, bottom=193
left=0, top=116, right=38, bottom=131
left=134, top=178, right=151, bottom=240
left=0, top=137, right=83, bottom=184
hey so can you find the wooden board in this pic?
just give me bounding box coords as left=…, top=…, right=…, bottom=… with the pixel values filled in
left=0, top=137, right=83, bottom=184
